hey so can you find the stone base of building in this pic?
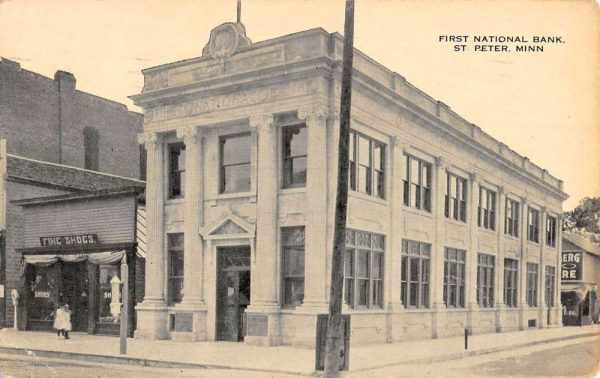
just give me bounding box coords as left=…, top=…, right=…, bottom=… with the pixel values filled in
left=243, top=304, right=282, bottom=346
left=169, top=303, right=208, bottom=342
left=134, top=301, right=169, bottom=340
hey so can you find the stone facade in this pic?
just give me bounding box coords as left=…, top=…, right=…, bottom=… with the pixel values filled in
left=131, top=23, right=567, bottom=346
left=0, top=58, right=144, bottom=179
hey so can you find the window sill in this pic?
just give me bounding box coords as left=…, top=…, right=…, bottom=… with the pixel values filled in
left=527, top=241, right=540, bottom=247
left=478, top=227, right=497, bottom=236
left=444, top=218, right=468, bottom=228
left=444, top=307, right=468, bottom=312
left=207, top=191, right=257, bottom=202
left=399, top=307, right=433, bottom=313
left=504, top=234, right=520, bottom=242
left=166, top=198, right=185, bottom=205
left=279, top=187, right=306, bottom=195
left=343, top=307, right=388, bottom=314
left=402, top=206, right=433, bottom=218
left=349, top=191, right=387, bottom=206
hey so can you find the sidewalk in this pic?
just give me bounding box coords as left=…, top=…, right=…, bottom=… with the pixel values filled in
left=0, top=325, right=598, bottom=376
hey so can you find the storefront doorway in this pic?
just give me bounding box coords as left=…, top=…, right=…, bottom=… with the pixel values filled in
left=216, top=246, right=251, bottom=342
left=60, top=262, right=89, bottom=331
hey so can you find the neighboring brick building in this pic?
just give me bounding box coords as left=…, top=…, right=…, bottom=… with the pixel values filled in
left=0, top=140, right=145, bottom=330
left=0, top=57, right=144, bottom=180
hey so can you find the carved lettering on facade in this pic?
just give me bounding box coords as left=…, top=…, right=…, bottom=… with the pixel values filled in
left=146, top=79, right=318, bottom=122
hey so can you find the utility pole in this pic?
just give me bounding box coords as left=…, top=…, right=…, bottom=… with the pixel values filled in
left=324, top=0, right=354, bottom=375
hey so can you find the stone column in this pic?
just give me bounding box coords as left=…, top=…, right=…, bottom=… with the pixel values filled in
left=245, top=114, right=280, bottom=346
left=538, top=207, right=547, bottom=328
left=466, top=173, right=479, bottom=333
left=297, top=105, right=330, bottom=312
left=135, top=131, right=169, bottom=340
left=431, top=157, right=447, bottom=338
left=518, top=197, right=528, bottom=330
left=552, top=214, right=563, bottom=326
left=173, top=126, right=207, bottom=341
left=495, top=187, right=506, bottom=332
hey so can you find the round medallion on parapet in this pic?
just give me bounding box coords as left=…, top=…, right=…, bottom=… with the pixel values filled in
left=202, top=22, right=252, bottom=59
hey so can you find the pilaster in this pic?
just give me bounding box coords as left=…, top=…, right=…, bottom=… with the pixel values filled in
left=135, top=131, right=169, bottom=340
left=388, top=138, right=405, bottom=312
left=538, top=207, right=547, bottom=328
left=245, top=114, right=281, bottom=346
left=466, top=172, right=479, bottom=333
left=495, top=187, right=506, bottom=332
left=172, top=126, right=207, bottom=341
left=551, top=214, right=563, bottom=326
left=431, top=156, right=447, bottom=338
left=518, top=197, right=528, bottom=330
left=296, top=105, right=330, bottom=312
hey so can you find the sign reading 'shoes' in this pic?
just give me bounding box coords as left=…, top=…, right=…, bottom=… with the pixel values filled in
left=561, top=251, right=583, bottom=281
left=40, top=234, right=98, bottom=247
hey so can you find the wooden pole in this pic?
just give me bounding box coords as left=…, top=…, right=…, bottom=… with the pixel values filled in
left=324, top=0, right=354, bottom=375
left=120, top=254, right=129, bottom=355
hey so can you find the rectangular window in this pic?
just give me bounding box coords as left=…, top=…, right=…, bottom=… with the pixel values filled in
left=168, top=233, right=184, bottom=305
left=401, top=239, right=431, bottom=308
left=168, top=143, right=185, bottom=199
left=84, top=127, right=100, bottom=171
left=281, top=227, right=305, bottom=308
left=478, top=186, right=496, bottom=230
left=477, top=253, right=495, bottom=308
left=348, top=131, right=386, bottom=199
left=545, top=266, right=555, bottom=307
left=505, top=198, right=520, bottom=237
left=527, top=207, right=540, bottom=243
left=546, top=215, right=557, bottom=247
left=282, top=125, right=307, bottom=188
left=443, top=248, right=466, bottom=308
left=504, top=258, right=518, bottom=307
left=445, top=173, right=467, bottom=222
left=98, top=264, right=120, bottom=324
left=526, top=262, right=538, bottom=307
left=344, top=229, right=385, bottom=308
left=219, top=133, right=251, bottom=194
left=403, top=155, right=431, bottom=212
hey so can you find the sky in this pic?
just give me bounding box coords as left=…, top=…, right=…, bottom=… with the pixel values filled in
left=0, top=0, right=598, bottom=210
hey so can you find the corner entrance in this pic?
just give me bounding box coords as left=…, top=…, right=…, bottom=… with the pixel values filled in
left=216, top=246, right=251, bottom=341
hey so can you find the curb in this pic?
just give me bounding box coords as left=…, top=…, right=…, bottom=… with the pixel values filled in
left=346, top=331, right=600, bottom=374
left=0, top=331, right=597, bottom=376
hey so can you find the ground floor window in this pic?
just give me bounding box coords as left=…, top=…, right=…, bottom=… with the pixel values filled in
left=26, top=264, right=61, bottom=322
left=98, top=264, right=120, bottom=324
left=168, top=233, right=184, bottom=305
left=504, top=258, right=518, bottom=307
left=526, top=262, right=538, bottom=307
left=401, top=239, right=430, bottom=308
left=477, top=253, right=495, bottom=308
left=545, top=266, right=555, bottom=307
left=281, top=227, right=305, bottom=308
left=443, top=247, right=466, bottom=308
left=344, top=229, right=385, bottom=308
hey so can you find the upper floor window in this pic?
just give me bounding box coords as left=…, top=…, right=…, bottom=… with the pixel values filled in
left=527, top=207, right=540, bottom=243
left=505, top=198, right=520, bottom=237
left=348, top=131, right=386, bottom=199
left=282, top=125, right=307, bottom=188
left=84, top=127, right=99, bottom=171
left=445, top=173, right=467, bottom=222
left=219, top=133, right=251, bottom=194
left=403, top=155, right=431, bottom=212
left=168, top=142, right=185, bottom=199
left=546, top=215, right=557, bottom=247
left=281, top=227, right=305, bottom=308
left=478, top=186, right=496, bottom=230
left=344, top=229, right=385, bottom=308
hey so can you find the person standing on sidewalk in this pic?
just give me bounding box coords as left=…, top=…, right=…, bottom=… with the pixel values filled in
left=53, top=304, right=72, bottom=339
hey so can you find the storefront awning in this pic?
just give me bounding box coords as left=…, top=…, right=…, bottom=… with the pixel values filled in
left=23, top=250, right=126, bottom=266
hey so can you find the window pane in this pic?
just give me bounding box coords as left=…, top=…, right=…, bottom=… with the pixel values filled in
left=358, top=166, right=371, bottom=194
left=410, top=159, right=420, bottom=185
left=357, top=251, right=369, bottom=278
left=222, top=164, right=251, bottom=193
left=358, top=136, right=371, bottom=166
left=287, top=125, right=307, bottom=157
left=222, top=134, right=251, bottom=165
left=373, top=144, right=383, bottom=170
left=284, top=277, right=304, bottom=306
left=284, top=248, right=305, bottom=277
left=372, top=253, right=382, bottom=279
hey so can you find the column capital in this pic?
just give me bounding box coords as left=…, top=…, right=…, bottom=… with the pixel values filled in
left=540, top=206, right=547, bottom=214
left=176, top=126, right=200, bottom=145
left=497, top=186, right=505, bottom=195
left=297, top=104, right=332, bottom=124
left=248, top=114, right=274, bottom=133
left=137, top=131, right=159, bottom=149
left=469, top=172, right=478, bottom=183
left=521, top=196, right=528, bottom=206
left=434, top=156, right=446, bottom=169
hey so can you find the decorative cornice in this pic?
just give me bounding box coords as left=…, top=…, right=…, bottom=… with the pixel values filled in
left=137, top=132, right=159, bottom=148
left=248, top=114, right=274, bottom=132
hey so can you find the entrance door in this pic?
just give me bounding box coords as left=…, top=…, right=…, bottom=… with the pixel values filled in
left=61, top=262, right=89, bottom=332
left=216, top=247, right=251, bottom=341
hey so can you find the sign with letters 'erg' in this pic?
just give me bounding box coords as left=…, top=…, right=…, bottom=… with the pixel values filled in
left=561, top=251, right=583, bottom=281
left=40, top=234, right=98, bottom=247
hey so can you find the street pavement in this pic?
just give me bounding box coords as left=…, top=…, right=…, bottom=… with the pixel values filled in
left=0, top=325, right=598, bottom=376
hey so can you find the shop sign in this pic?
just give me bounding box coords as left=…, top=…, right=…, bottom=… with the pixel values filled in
left=561, top=251, right=583, bottom=281
left=39, top=234, right=98, bottom=247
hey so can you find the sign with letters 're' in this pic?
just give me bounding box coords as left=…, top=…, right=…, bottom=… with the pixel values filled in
left=40, top=234, right=98, bottom=247
left=561, top=251, right=583, bottom=281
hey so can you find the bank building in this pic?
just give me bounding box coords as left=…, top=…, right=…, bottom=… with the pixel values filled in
left=131, top=21, right=567, bottom=347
